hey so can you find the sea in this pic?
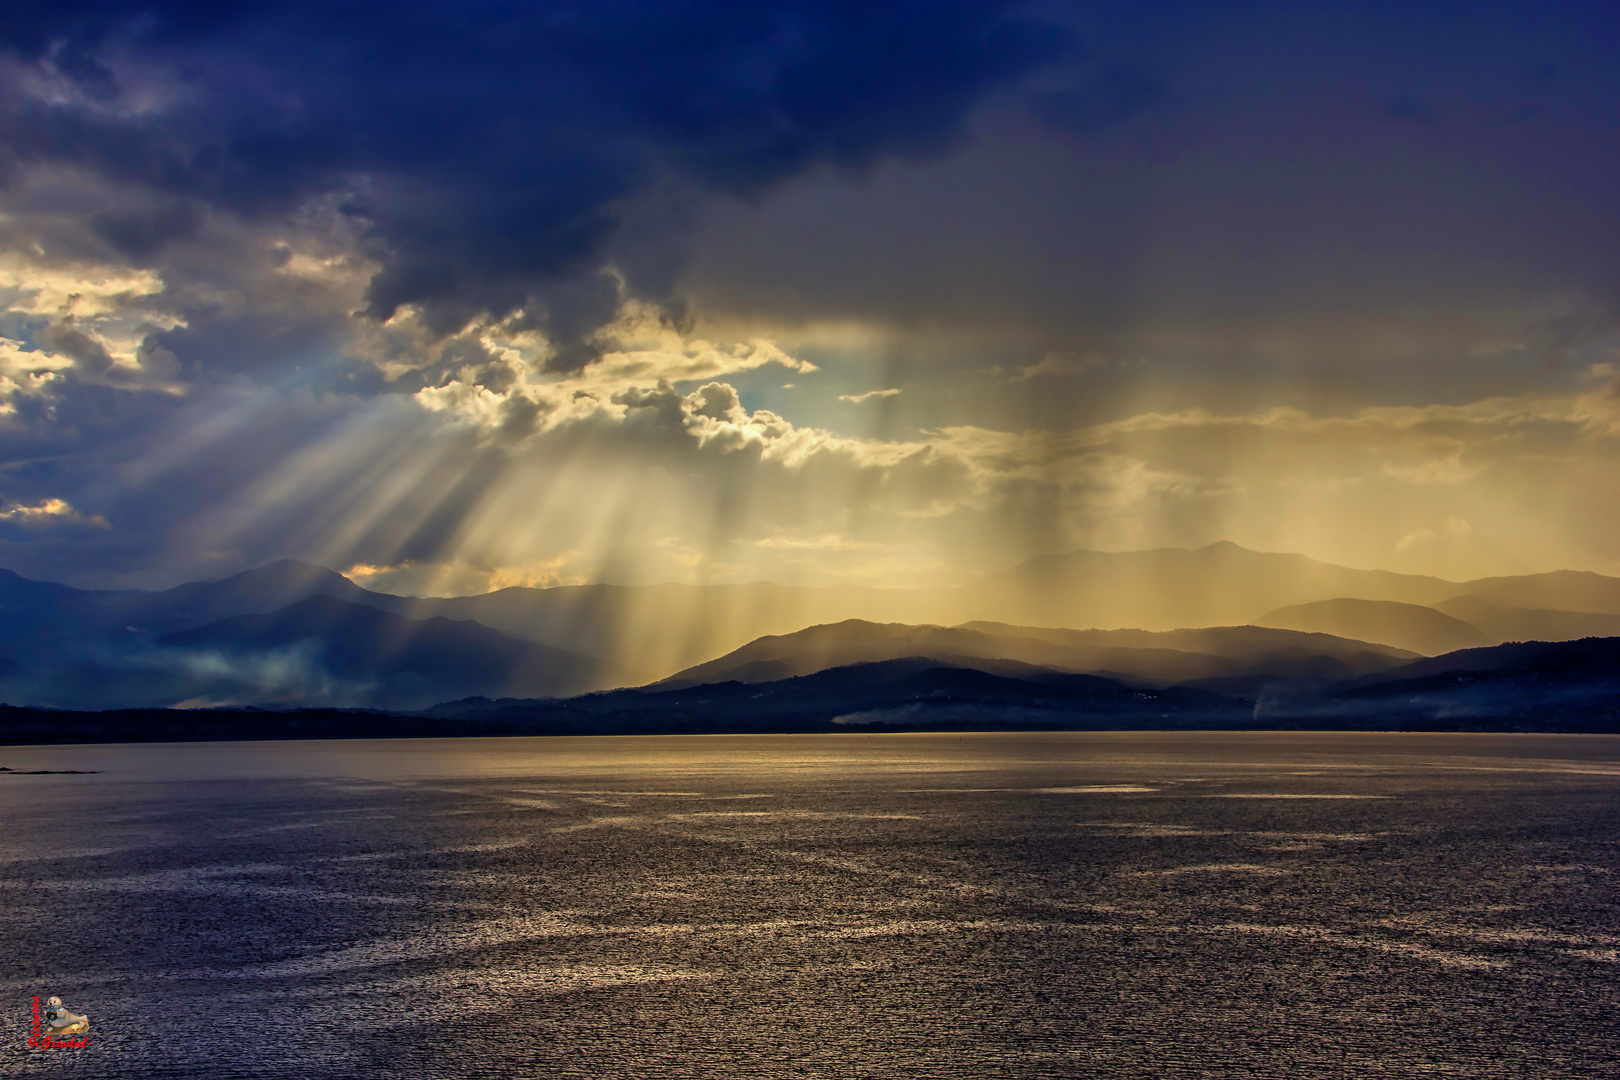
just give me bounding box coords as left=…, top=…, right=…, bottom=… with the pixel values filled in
left=2, top=732, right=1616, bottom=1078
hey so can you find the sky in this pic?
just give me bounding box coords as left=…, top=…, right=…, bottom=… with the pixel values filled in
left=0, top=0, right=1618, bottom=593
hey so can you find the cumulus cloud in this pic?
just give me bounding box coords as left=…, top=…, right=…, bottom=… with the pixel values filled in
left=92, top=335, right=1609, bottom=589
left=4, top=266, right=1618, bottom=589
left=689, top=382, right=745, bottom=422
left=0, top=246, right=185, bottom=401
left=0, top=3, right=1617, bottom=589
left=0, top=497, right=107, bottom=530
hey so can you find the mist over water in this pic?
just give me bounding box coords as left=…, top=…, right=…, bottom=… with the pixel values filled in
left=3, top=733, right=1617, bottom=1078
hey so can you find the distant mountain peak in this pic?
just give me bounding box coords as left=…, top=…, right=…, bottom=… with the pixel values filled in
left=222, top=559, right=350, bottom=583
left=160, top=558, right=364, bottom=598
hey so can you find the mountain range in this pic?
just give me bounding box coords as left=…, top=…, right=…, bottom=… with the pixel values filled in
left=2, top=542, right=1619, bottom=712
left=657, top=619, right=1416, bottom=692
left=4, top=631, right=1616, bottom=744
left=1253, top=598, right=1491, bottom=656
left=0, top=564, right=633, bottom=709
left=358, top=543, right=1620, bottom=673
left=425, top=635, right=1620, bottom=736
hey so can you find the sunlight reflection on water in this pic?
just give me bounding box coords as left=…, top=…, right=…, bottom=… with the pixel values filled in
left=2, top=732, right=1617, bottom=1078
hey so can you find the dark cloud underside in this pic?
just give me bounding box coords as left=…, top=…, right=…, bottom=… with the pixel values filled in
left=0, top=2, right=1617, bottom=589
left=1, top=1, right=1070, bottom=345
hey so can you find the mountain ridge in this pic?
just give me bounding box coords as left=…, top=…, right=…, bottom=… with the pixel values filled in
left=156, top=594, right=638, bottom=708
left=1255, top=598, right=1490, bottom=656
left=1431, top=596, right=1620, bottom=642
left=426, top=636, right=1620, bottom=736
left=659, top=617, right=1419, bottom=691
left=4, top=542, right=1619, bottom=709
left=2, top=635, right=1615, bottom=740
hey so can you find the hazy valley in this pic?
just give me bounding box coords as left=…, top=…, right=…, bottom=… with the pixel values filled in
left=2, top=542, right=1618, bottom=736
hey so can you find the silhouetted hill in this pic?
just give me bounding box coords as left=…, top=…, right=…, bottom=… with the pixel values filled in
left=4, top=546, right=1618, bottom=710
left=1255, top=598, right=1490, bottom=655
left=660, top=621, right=1093, bottom=687
left=1345, top=636, right=1620, bottom=686
left=0, top=568, right=140, bottom=646
left=434, top=637, right=1620, bottom=736
left=372, top=543, right=1464, bottom=673
left=382, top=581, right=950, bottom=681
left=0, top=560, right=386, bottom=650
left=953, top=621, right=1415, bottom=671
left=957, top=542, right=1457, bottom=630
left=0, top=567, right=109, bottom=608
left=119, top=560, right=379, bottom=634
left=1236, top=637, right=1620, bottom=732
left=1430, top=596, right=1620, bottom=644
left=430, top=657, right=1244, bottom=732
left=4, top=638, right=1617, bottom=744
left=663, top=618, right=1417, bottom=690
left=1442, top=571, right=1620, bottom=615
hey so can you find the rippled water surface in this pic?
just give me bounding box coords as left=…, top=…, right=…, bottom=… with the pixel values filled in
left=3, top=732, right=1618, bottom=1078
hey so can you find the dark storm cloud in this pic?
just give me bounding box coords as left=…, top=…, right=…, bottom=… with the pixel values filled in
left=1032, top=66, right=1165, bottom=136
left=90, top=201, right=202, bottom=262
left=3, top=1, right=1619, bottom=589
left=0, top=0, right=1071, bottom=355
left=688, top=1, right=1620, bottom=410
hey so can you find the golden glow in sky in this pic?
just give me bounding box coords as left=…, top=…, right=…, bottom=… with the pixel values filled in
left=0, top=4, right=1617, bottom=592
